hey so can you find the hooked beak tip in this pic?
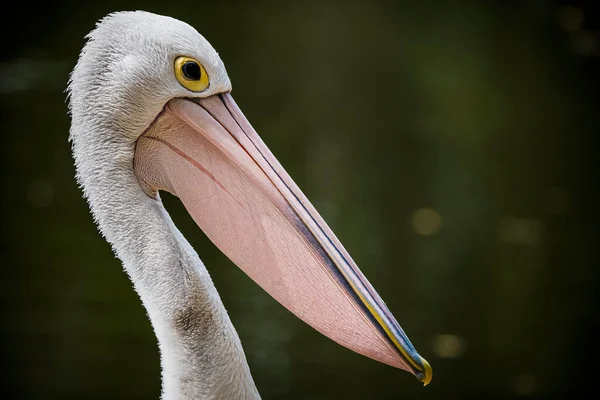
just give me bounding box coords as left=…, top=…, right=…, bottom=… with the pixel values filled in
left=415, top=356, right=432, bottom=386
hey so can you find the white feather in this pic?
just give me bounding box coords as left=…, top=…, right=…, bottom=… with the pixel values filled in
left=68, top=11, right=259, bottom=399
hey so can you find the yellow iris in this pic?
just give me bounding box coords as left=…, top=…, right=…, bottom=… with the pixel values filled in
left=174, top=56, right=209, bottom=92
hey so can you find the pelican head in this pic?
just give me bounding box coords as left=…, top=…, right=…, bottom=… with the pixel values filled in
left=69, top=11, right=431, bottom=395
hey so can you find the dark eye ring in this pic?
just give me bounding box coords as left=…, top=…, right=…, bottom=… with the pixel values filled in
left=182, top=61, right=201, bottom=81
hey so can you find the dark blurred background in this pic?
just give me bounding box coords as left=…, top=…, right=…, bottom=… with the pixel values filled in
left=1, top=0, right=598, bottom=398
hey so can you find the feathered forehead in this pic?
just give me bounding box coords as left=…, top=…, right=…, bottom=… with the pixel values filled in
left=86, top=11, right=224, bottom=70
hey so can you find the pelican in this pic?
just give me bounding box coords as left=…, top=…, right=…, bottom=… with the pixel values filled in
left=68, top=11, right=431, bottom=399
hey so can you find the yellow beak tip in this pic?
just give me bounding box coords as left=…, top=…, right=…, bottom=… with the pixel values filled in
left=417, top=356, right=432, bottom=386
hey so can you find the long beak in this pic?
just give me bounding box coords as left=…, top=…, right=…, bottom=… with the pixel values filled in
left=134, top=92, right=432, bottom=385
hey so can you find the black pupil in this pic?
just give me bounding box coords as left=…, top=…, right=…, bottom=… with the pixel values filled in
left=182, top=62, right=201, bottom=81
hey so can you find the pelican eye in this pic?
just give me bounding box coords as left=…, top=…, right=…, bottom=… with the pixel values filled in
left=174, top=56, right=209, bottom=92
left=182, top=62, right=201, bottom=80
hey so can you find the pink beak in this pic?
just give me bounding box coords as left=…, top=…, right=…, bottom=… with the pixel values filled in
left=134, top=92, right=432, bottom=385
